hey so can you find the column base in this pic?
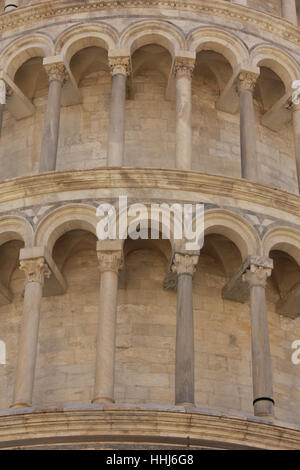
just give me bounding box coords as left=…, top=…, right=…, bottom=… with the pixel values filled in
left=91, top=397, right=115, bottom=404
left=10, top=402, right=31, bottom=409
left=175, top=402, right=195, bottom=407
left=253, top=397, right=274, bottom=419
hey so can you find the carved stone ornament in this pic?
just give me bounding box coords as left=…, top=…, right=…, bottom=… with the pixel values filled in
left=238, top=71, right=259, bottom=93
left=242, top=264, right=272, bottom=288
left=171, top=253, right=199, bottom=276
left=97, top=250, right=123, bottom=273
left=44, top=62, right=68, bottom=84
left=174, top=58, right=195, bottom=79
left=108, top=57, right=131, bottom=77
left=20, top=257, right=51, bottom=285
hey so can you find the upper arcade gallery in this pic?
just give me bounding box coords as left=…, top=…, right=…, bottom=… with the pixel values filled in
left=0, top=10, right=299, bottom=193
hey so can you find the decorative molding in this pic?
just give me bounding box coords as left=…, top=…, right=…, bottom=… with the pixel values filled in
left=0, top=405, right=299, bottom=449
left=171, top=253, right=199, bottom=276
left=97, top=250, right=123, bottom=273
left=44, top=62, right=68, bottom=83
left=0, top=0, right=300, bottom=48
left=243, top=264, right=272, bottom=288
left=108, top=56, right=131, bottom=76
left=238, top=71, right=259, bottom=93
left=174, top=57, right=195, bottom=79
left=0, top=169, right=300, bottom=220
left=19, top=257, right=51, bottom=285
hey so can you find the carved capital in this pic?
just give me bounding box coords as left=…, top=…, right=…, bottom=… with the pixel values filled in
left=44, top=62, right=68, bottom=84
left=97, top=250, right=123, bottom=273
left=238, top=71, right=259, bottom=93
left=171, top=253, right=199, bottom=277
left=109, top=56, right=131, bottom=76
left=174, top=58, right=195, bottom=79
left=20, top=257, right=51, bottom=285
left=243, top=264, right=272, bottom=289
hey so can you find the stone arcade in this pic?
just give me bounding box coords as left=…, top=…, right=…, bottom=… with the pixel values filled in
left=0, top=0, right=299, bottom=450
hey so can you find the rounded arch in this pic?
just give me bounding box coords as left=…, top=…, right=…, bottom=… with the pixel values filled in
left=263, top=227, right=300, bottom=266
left=186, top=28, right=249, bottom=70
left=119, top=21, right=185, bottom=57
left=34, top=205, right=98, bottom=254
left=250, top=44, right=300, bottom=89
left=55, top=23, right=118, bottom=65
left=0, top=216, right=33, bottom=247
left=204, top=210, right=261, bottom=260
left=0, top=33, right=54, bottom=79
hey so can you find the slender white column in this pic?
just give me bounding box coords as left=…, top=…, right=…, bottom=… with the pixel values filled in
left=290, top=102, right=300, bottom=191
left=243, top=262, right=274, bottom=418
left=282, top=0, right=298, bottom=25
left=172, top=253, right=199, bottom=406
left=238, top=70, right=260, bottom=182
left=174, top=58, right=195, bottom=171
left=0, top=78, right=6, bottom=137
left=11, top=257, right=50, bottom=408
left=92, top=246, right=122, bottom=404
left=39, top=59, right=67, bottom=173
left=107, top=56, right=130, bottom=167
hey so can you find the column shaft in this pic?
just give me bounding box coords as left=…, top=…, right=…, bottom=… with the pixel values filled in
left=39, top=62, right=66, bottom=173
left=244, top=265, right=274, bottom=418
left=282, top=0, right=298, bottom=25
left=11, top=258, right=50, bottom=408
left=107, top=57, right=130, bottom=167
left=175, top=59, right=194, bottom=171
left=0, top=103, right=3, bottom=138
left=92, top=250, right=122, bottom=404
left=107, top=74, right=127, bottom=166
left=175, top=273, right=194, bottom=405
left=292, top=104, right=300, bottom=190
left=238, top=71, right=259, bottom=181
left=172, top=253, right=198, bottom=406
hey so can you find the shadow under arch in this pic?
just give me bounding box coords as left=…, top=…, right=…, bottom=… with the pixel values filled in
left=119, top=20, right=185, bottom=58
left=186, top=27, right=249, bottom=70
left=55, top=22, right=118, bottom=66
left=34, top=204, right=97, bottom=255
left=250, top=43, right=300, bottom=90
left=0, top=33, right=54, bottom=79
left=203, top=209, right=262, bottom=261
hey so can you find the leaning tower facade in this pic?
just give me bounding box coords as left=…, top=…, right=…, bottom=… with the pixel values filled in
left=0, top=0, right=299, bottom=450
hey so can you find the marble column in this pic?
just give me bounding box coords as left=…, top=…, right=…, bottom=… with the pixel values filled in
left=290, top=102, right=300, bottom=190
left=39, top=60, right=67, bottom=173
left=11, top=257, right=51, bottom=408
left=243, top=262, right=274, bottom=418
left=282, top=0, right=298, bottom=25
left=172, top=253, right=199, bottom=406
left=174, top=58, right=195, bottom=171
left=0, top=78, right=6, bottom=137
left=92, top=247, right=122, bottom=404
left=238, top=70, right=260, bottom=182
left=107, top=56, right=130, bottom=167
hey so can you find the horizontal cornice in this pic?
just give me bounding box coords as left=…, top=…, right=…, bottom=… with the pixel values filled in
left=1, top=167, right=300, bottom=218
left=0, top=0, right=299, bottom=48
left=0, top=404, right=299, bottom=449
